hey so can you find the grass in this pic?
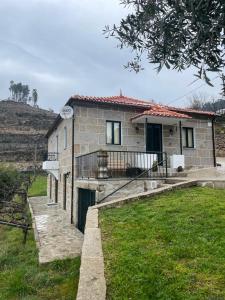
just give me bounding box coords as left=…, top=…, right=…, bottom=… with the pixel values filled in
left=0, top=227, right=80, bottom=300
left=28, top=174, right=47, bottom=197
left=0, top=175, right=81, bottom=300
left=100, top=187, right=225, bottom=300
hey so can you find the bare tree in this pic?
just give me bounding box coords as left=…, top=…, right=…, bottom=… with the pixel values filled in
left=188, top=93, right=209, bottom=110
left=188, top=93, right=225, bottom=112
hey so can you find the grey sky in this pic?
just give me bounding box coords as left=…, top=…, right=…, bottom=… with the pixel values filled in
left=0, top=0, right=222, bottom=112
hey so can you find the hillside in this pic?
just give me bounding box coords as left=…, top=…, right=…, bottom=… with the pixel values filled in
left=0, top=100, right=57, bottom=162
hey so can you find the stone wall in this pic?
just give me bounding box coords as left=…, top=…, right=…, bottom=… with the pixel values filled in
left=163, top=119, right=214, bottom=167
left=73, top=104, right=145, bottom=154
left=215, top=132, right=225, bottom=157
left=182, top=119, right=214, bottom=167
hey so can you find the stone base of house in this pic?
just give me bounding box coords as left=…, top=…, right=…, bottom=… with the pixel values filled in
left=74, top=179, right=163, bottom=204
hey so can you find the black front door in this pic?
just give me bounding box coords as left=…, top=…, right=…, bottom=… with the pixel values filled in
left=146, top=123, right=163, bottom=162
left=78, top=188, right=96, bottom=233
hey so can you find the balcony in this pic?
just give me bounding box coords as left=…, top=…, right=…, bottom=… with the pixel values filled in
left=42, top=152, right=59, bottom=179
left=76, top=150, right=168, bottom=180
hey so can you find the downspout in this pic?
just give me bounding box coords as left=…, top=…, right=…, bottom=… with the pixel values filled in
left=145, top=118, right=148, bottom=151
left=212, top=117, right=216, bottom=167
left=179, top=121, right=183, bottom=155
left=71, top=107, right=75, bottom=224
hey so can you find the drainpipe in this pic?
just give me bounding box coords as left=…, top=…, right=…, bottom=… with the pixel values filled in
left=179, top=121, right=183, bottom=155
left=145, top=118, right=148, bottom=151
left=212, top=117, right=216, bottom=167
left=71, top=107, right=75, bottom=224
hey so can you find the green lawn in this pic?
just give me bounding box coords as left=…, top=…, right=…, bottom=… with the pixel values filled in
left=0, top=227, right=80, bottom=300
left=28, top=174, right=47, bottom=197
left=100, top=187, right=225, bottom=300
left=0, top=175, right=81, bottom=300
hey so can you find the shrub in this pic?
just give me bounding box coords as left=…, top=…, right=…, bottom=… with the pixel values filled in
left=0, top=167, right=21, bottom=200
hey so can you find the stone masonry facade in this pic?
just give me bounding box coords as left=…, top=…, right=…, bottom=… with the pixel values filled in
left=46, top=102, right=215, bottom=225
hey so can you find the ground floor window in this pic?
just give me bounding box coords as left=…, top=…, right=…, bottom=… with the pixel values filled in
left=183, top=127, right=194, bottom=148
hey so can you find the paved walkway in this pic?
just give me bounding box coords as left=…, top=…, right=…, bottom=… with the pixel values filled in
left=28, top=196, right=83, bottom=264
left=187, top=157, right=225, bottom=180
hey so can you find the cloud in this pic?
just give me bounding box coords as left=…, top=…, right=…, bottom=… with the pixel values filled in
left=0, top=0, right=221, bottom=112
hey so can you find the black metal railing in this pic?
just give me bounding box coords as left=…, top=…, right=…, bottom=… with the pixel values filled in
left=98, top=156, right=168, bottom=203
left=76, top=150, right=168, bottom=179
left=45, top=152, right=59, bottom=161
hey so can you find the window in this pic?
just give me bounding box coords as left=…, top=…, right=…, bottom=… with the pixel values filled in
left=64, top=127, right=67, bottom=149
left=183, top=127, right=194, bottom=148
left=106, top=121, right=121, bottom=145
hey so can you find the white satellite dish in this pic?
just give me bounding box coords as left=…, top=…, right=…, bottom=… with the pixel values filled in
left=60, top=106, right=74, bottom=119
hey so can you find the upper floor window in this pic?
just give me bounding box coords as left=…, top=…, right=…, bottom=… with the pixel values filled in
left=64, top=127, right=67, bottom=149
left=183, top=127, right=194, bottom=148
left=106, top=121, right=121, bottom=145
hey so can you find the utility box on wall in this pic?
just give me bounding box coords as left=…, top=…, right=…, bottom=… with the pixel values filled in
left=170, top=155, right=185, bottom=170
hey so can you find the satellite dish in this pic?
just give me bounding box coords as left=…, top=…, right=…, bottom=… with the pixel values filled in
left=60, top=106, right=74, bottom=119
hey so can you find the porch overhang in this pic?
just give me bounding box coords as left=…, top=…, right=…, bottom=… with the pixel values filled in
left=131, top=115, right=190, bottom=125
left=131, top=109, right=192, bottom=125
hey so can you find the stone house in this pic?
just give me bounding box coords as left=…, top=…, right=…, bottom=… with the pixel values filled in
left=43, top=94, right=217, bottom=232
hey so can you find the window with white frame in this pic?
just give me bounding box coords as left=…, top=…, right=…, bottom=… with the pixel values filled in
left=106, top=121, right=121, bottom=145
left=64, top=126, right=67, bottom=149
left=182, top=127, right=194, bottom=148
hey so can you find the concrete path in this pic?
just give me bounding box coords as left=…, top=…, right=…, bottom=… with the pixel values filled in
left=187, top=157, right=225, bottom=180
left=28, top=196, right=83, bottom=264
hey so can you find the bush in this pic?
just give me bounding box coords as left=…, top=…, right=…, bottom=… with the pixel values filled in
left=0, top=167, right=21, bottom=200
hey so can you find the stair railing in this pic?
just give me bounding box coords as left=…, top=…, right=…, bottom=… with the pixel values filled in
left=98, top=153, right=168, bottom=203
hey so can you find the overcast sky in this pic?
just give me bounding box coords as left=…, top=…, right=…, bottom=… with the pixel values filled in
left=0, top=0, right=222, bottom=112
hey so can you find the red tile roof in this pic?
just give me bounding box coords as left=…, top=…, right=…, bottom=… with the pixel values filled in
left=70, top=94, right=216, bottom=117
left=70, top=94, right=153, bottom=109
left=131, top=105, right=192, bottom=121
left=46, top=94, right=216, bottom=138
left=167, top=106, right=217, bottom=116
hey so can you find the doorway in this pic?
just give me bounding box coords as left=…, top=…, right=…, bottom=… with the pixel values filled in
left=78, top=188, right=96, bottom=233
left=146, top=123, right=163, bottom=162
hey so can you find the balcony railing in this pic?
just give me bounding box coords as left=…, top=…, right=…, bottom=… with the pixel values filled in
left=44, top=152, right=59, bottom=161
left=76, top=150, right=168, bottom=180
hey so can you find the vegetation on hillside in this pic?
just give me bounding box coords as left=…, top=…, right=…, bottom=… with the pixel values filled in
left=100, top=187, right=225, bottom=299
left=9, top=80, right=38, bottom=107
left=188, top=93, right=225, bottom=113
